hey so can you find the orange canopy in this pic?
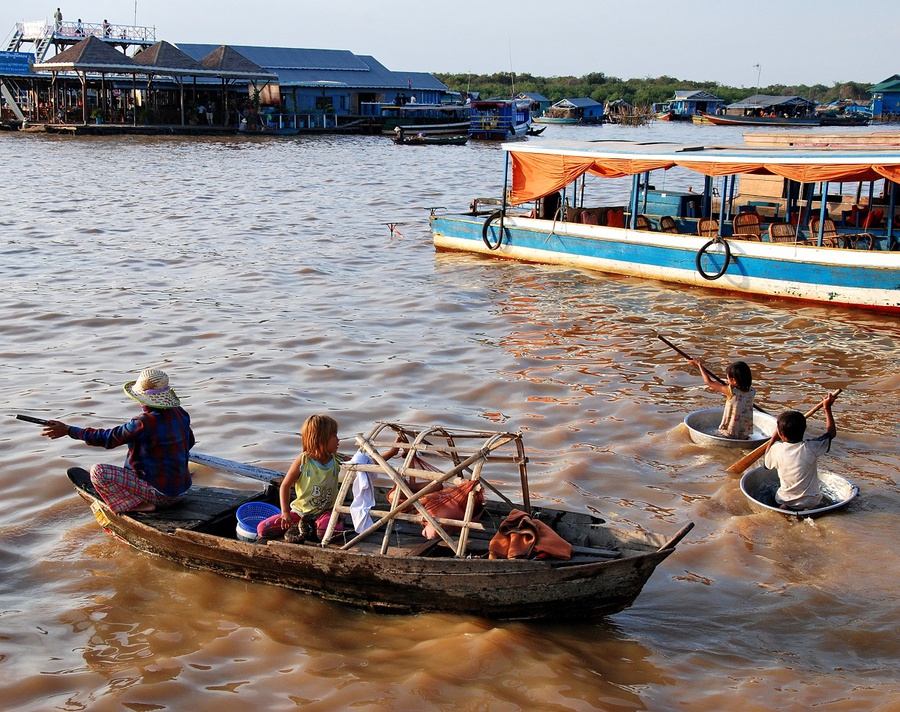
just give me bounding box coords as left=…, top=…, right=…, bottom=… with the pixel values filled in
left=507, top=147, right=900, bottom=205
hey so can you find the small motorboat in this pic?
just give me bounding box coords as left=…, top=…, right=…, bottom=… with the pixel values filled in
left=683, top=408, right=776, bottom=449
left=739, top=466, right=858, bottom=518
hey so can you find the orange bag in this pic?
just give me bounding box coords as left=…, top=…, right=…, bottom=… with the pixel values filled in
left=488, top=509, right=573, bottom=560
left=419, top=480, right=484, bottom=540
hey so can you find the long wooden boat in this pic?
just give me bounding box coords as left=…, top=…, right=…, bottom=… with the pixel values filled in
left=740, top=466, right=858, bottom=518
left=393, top=133, right=468, bottom=146
left=379, top=104, right=470, bottom=136
left=699, top=112, right=820, bottom=127
left=469, top=99, right=532, bottom=140
left=683, top=408, right=776, bottom=449
left=430, top=139, right=900, bottom=312
left=67, top=423, right=693, bottom=621
left=534, top=116, right=580, bottom=125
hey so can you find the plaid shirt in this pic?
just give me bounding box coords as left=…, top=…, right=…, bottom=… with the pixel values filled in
left=69, top=406, right=195, bottom=497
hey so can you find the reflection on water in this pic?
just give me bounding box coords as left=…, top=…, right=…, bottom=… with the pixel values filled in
left=1, top=122, right=898, bottom=710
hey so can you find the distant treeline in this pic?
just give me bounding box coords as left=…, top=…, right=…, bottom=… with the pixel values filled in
left=434, top=72, right=873, bottom=107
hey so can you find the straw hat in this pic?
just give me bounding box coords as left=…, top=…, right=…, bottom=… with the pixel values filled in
left=123, top=368, right=181, bottom=409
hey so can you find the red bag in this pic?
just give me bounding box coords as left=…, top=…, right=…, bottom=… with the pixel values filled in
left=419, top=480, right=484, bottom=539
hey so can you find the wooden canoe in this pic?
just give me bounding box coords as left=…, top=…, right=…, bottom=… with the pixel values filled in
left=66, top=423, right=693, bottom=621
left=739, top=466, right=858, bottom=518
left=683, top=408, right=776, bottom=449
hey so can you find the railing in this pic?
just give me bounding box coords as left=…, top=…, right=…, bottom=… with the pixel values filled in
left=14, top=20, right=155, bottom=43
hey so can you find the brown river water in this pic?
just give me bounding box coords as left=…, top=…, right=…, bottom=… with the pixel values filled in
left=1, top=122, right=898, bottom=711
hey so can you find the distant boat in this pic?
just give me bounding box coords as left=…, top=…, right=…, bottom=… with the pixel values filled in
left=393, top=133, right=468, bottom=146
left=469, top=98, right=532, bottom=140
left=533, top=116, right=579, bottom=125
left=700, top=112, right=820, bottom=127
left=380, top=103, right=470, bottom=136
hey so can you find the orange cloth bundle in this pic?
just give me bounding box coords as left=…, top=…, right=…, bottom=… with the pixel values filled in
left=489, top=509, right=573, bottom=560
left=418, top=480, right=484, bottom=540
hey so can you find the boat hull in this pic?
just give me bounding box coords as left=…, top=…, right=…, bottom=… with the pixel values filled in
left=430, top=214, right=900, bottom=312
left=700, top=112, right=820, bottom=127
left=684, top=408, right=776, bottom=448
left=740, top=466, right=858, bottom=517
left=69, top=469, right=684, bottom=621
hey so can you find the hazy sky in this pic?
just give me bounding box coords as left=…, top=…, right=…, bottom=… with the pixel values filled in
left=3, top=0, right=898, bottom=87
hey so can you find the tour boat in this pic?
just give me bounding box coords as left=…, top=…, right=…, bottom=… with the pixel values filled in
left=430, top=139, right=900, bottom=312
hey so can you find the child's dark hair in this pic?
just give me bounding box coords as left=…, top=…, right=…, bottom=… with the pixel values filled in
left=776, top=410, right=806, bottom=443
left=726, top=361, right=752, bottom=391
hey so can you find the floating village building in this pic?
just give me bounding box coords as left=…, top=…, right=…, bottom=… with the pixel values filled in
left=0, top=16, right=450, bottom=132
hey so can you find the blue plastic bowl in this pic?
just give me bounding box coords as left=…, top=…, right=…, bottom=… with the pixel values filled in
left=236, top=501, right=280, bottom=531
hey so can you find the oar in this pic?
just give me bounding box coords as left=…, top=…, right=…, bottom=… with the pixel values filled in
left=657, top=334, right=770, bottom=415
left=724, top=388, right=842, bottom=474
left=15, top=414, right=50, bottom=425
left=188, top=452, right=285, bottom=484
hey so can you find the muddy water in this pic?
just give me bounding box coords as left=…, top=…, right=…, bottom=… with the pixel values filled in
left=1, top=122, right=898, bottom=711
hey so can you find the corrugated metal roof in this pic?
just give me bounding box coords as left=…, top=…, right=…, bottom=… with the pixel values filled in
left=175, top=43, right=436, bottom=90
left=393, top=71, right=447, bottom=91
left=556, top=97, right=602, bottom=108
left=728, top=94, right=814, bottom=108
left=673, top=90, right=722, bottom=101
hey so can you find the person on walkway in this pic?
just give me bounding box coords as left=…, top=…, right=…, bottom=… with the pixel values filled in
left=42, top=368, right=195, bottom=514
left=53, top=8, right=63, bottom=30
left=103, top=19, right=110, bottom=37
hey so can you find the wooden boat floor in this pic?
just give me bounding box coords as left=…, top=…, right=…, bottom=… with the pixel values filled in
left=68, top=467, right=265, bottom=534
left=69, top=469, right=628, bottom=561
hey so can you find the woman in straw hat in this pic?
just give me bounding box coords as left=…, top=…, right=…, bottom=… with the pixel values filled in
left=42, top=368, right=195, bottom=514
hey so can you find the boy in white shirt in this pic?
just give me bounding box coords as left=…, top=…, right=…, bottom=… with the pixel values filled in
left=764, top=392, right=837, bottom=510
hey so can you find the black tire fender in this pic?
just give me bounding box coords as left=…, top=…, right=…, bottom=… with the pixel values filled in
left=482, top=209, right=505, bottom=250
left=695, top=237, right=731, bottom=280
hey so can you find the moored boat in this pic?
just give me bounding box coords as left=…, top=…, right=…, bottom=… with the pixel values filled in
left=393, top=132, right=468, bottom=146
left=379, top=103, right=470, bottom=136
left=740, top=466, right=858, bottom=517
left=67, top=423, right=693, bottom=621
left=469, top=98, right=532, bottom=140
left=699, top=112, right=820, bottom=127
left=684, top=408, right=776, bottom=449
left=430, top=139, right=900, bottom=312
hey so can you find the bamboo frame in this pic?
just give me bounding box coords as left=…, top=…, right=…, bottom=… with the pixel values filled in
left=319, top=422, right=528, bottom=558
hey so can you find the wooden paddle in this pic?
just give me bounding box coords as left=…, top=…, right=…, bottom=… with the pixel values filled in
left=188, top=452, right=285, bottom=484
left=15, top=414, right=50, bottom=425
left=724, top=388, right=842, bottom=474
left=657, top=334, right=769, bottom=415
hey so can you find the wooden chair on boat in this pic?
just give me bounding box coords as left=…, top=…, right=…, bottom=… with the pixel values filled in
left=807, top=218, right=843, bottom=248
left=697, top=218, right=719, bottom=237
left=634, top=214, right=651, bottom=230
left=659, top=216, right=679, bottom=233
left=768, top=222, right=805, bottom=244
left=732, top=212, right=762, bottom=241
left=808, top=217, right=875, bottom=249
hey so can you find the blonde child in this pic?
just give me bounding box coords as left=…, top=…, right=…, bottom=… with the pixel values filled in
left=690, top=359, right=756, bottom=439
left=258, top=414, right=398, bottom=542
left=257, top=414, right=343, bottom=542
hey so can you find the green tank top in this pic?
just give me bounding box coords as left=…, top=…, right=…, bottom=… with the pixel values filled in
left=291, top=454, right=341, bottom=515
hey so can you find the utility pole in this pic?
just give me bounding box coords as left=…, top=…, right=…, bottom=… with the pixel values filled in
left=753, top=64, right=761, bottom=94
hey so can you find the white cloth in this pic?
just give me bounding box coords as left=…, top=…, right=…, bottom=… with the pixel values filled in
left=764, top=434, right=832, bottom=508
left=349, top=450, right=377, bottom=532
